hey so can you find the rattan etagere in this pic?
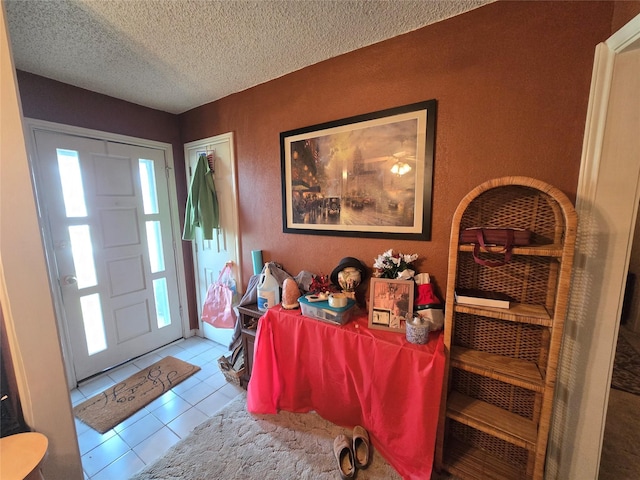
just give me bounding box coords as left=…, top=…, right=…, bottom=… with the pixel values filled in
left=434, top=177, right=577, bottom=480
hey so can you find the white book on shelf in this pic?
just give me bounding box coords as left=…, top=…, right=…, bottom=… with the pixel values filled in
left=454, top=288, right=515, bottom=309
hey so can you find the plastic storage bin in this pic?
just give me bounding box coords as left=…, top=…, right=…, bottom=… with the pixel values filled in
left=298, top=295, right=356, bottom=325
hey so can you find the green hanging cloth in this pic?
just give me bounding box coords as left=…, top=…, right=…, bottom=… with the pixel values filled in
left=183, top=153, right=220, bottom=240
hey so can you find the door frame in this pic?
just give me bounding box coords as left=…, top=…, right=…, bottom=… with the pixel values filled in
left=24, top=118, right=191, bottom=389
left=550, top=14, right=640, bottom=479
left=184, top=132, right=243, bottom=323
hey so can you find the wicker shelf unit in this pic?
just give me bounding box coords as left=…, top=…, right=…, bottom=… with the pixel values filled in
left=435, top=177, right=577, bottom=480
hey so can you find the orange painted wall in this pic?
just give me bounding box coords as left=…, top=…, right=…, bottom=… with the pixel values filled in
left=16, top=1, right=639, bottom=304
left=179, top=1, right=623, bottom=295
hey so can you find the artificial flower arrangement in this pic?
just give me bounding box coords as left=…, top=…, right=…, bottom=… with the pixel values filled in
left=308, top=274, right=339, bottom=294
left=373, top=249, right=419, bottom=280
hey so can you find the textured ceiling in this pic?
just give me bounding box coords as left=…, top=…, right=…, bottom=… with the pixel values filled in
left=5, top=0, right=492, bottom=114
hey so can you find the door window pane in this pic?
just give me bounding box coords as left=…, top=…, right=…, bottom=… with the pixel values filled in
left=139, top=159, right=159, bottom=214
left=80, top=294, right=107, bottom=355
left=146, top=221, right=165, bottom=273
left=153, top=278, right=171, bottom=328
left=56, top=149, right=87, bottom=217
left=68, top=225, right=97, bottom=288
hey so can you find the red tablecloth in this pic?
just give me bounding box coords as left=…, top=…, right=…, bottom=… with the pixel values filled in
left=246, top=305, right=445, bottom=480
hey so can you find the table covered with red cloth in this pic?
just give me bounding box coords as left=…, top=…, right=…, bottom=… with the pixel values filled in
left=246, top=305, right=445, bottom=480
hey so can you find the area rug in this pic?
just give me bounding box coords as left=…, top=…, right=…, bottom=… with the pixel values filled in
left=129, top=394, right=401, bottom=480
left=74, top=356, right=200, bottom=433
left=611, top=333, right=640, bottom=396
left=599, top=387, right=640, bottom=480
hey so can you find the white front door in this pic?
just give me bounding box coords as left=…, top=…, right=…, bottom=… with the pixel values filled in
left=32, top=128, right=184, bottom=381
left=184, top=133, right=241, bottom=347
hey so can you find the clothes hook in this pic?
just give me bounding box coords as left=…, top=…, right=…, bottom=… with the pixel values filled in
left=206, top=149, right=216, bottom=173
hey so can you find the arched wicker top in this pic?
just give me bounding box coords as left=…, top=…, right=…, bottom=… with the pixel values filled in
left=451, top=176, right=577, bottom=246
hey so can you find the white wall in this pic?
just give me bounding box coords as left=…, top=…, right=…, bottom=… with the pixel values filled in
left=1, top=5, right=83, bottom=479
left=549, top=15, right=640, bottom=480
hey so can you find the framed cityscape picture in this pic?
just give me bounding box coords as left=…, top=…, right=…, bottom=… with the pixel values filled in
left=280, top=100, right=437, bottom=240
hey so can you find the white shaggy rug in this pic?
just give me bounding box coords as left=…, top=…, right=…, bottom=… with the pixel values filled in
left=129, top=394, right=401, bottom=479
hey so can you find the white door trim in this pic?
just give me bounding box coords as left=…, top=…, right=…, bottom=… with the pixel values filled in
left=184, top=132, right=243, bottom=321
left=551, top=13, right=640, bottom=480
left=24, top=118, right=190, bottom=388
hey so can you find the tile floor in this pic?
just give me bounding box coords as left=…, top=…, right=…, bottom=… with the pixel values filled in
left=70, top=336, right=244, bottom=480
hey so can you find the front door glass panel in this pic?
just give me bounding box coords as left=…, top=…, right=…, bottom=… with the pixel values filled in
left=56, top=149, right=87, bottom=217
left=153, top=278, right=170, bottom=328
left=68, top=225, right=97, bottom=289
left=80, top=293, right=107, bottom=355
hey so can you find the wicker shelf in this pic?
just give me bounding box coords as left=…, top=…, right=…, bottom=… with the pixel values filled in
left=450, top=346, right=544, bottom=392
left=447, top=392, right=537, bottom=450
left=435, top=177, right=577, bottom=480
left=453, top=303, right=552, bottom=327
left=443, top=439, right=526, bottom=480
left=458, top=243, right=564, bottom=258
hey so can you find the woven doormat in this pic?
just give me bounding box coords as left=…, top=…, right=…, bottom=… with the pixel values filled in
left=74, top=356, right=201, bottom=433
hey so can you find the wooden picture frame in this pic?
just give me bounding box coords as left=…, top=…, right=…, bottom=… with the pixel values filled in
left=368, top=278, right=414, bottom=332
left=280, top=100, right=437, bottom=240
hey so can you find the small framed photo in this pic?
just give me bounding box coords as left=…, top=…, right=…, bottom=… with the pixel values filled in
left=368, top=278, right=414, bottom=332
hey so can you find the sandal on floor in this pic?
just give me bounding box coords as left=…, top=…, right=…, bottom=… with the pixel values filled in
left=353, top=426, right=371, bottom=469
left=333, top=434, right=356, bottom=479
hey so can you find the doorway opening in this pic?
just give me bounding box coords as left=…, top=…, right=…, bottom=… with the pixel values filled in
left=25, top=119, right=190, bottom=387
left=184, top=133, right=241, bottom=348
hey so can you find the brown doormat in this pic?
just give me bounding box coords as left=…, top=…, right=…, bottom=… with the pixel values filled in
left=73, top=356, right=201, bottom=433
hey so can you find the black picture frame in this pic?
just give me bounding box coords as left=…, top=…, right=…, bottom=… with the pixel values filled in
left=280, top=100, right=436, bottom=240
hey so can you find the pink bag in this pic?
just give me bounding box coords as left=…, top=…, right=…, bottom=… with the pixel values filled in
left=201, top=265, right=237, bottom=328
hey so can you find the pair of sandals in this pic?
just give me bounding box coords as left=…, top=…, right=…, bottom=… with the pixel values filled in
left=333, top=425, right=371, bottom=479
